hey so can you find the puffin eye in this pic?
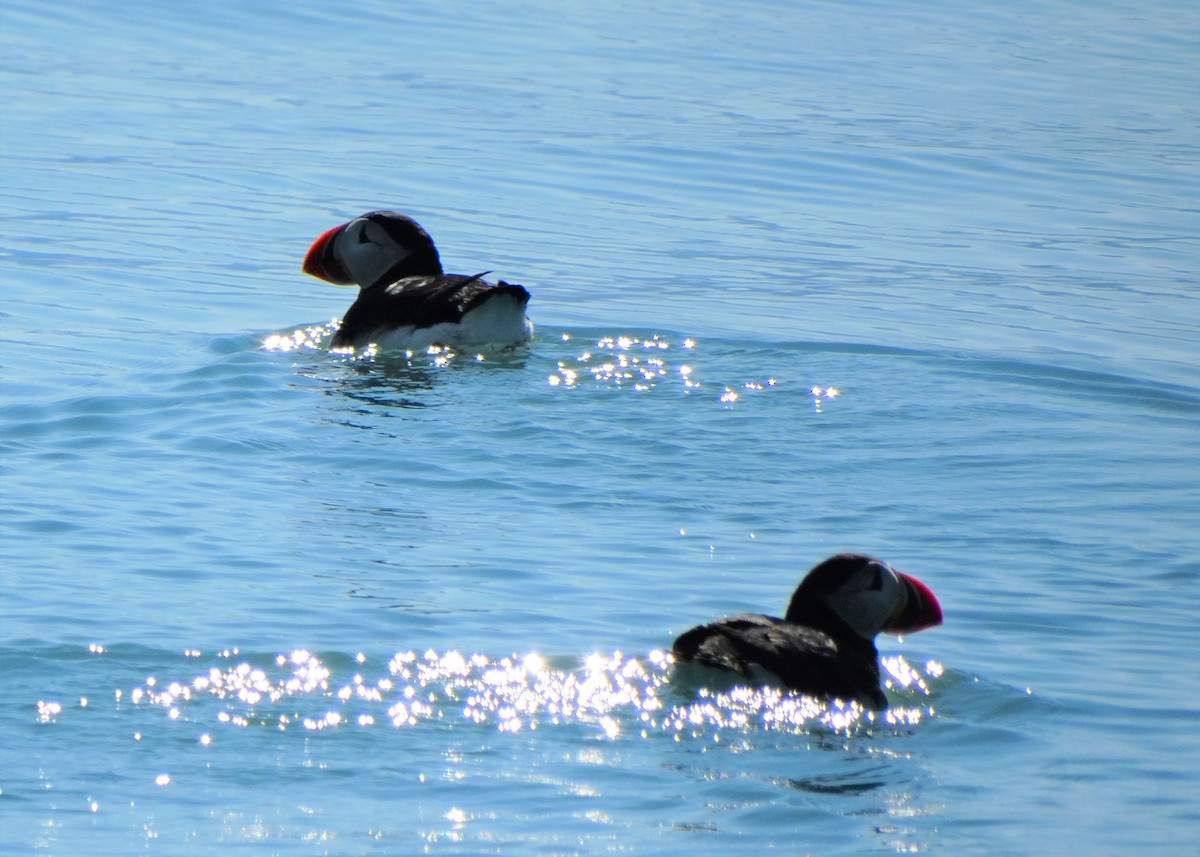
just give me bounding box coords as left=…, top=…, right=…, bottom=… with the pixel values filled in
left=867, top=564, right=885, bottom=591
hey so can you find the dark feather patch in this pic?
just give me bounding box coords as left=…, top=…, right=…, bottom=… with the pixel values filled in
left=332, top=274, right=530, bottom=348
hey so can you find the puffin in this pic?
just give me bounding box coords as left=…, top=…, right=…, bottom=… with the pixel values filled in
left=302, top=210, right=533, bottom=350
left=672, top=553, right=943, bottom=708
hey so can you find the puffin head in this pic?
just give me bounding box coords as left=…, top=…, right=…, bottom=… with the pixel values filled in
left=786, top=553, right=943, bottom=640
left=302, top=210, right=443, bottom=289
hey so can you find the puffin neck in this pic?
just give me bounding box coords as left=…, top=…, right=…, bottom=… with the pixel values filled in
left=365, top=246, right=444, bottom=290
left=784, top=595, right=876, bottom=647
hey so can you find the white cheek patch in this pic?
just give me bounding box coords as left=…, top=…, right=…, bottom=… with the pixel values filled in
left=341, top=221, right=412, bottom=287
left=831, top=565, right=906, bottom=637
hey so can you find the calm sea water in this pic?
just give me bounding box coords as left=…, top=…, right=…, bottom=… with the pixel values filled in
left=3, top=0, right=1198, bottom=853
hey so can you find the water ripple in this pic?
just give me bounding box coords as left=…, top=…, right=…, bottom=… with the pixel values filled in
left=38, top=647, right=942, bottom=744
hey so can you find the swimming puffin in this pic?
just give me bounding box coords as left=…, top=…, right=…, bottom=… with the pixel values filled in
left=672, top=553, right=943, bottom=708
left=302, top=210, right=533, bottom=350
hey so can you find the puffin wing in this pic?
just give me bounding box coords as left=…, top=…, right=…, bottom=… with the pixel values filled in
left=673, top=614, right=838, bottom=678
left=334, top=273, right=530, bottom=344
left=673, top=613, right=884, bottom=705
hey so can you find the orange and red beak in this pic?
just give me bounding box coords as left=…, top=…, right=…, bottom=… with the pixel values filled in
left=302, top=223, right=355, bottom=285
left=884, top=572, right=943, bottom=634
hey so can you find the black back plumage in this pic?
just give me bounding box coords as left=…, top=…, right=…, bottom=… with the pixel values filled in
left=331, top=274, right=530, bottom=349
left=672, top=607, right=885, bottom=708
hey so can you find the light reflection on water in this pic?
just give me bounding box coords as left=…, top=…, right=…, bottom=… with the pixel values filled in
left=38, top=646, right=941, bottom=742
left=265, top=326, right=846, bottom=413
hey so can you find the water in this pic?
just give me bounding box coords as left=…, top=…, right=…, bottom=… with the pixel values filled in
left=3, top=0, right=1198, bottom=853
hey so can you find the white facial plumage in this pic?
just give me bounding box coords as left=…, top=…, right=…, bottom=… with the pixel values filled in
left=823, top=558, right=909, bottom=638
left=335, top=217, right=411, bottom=288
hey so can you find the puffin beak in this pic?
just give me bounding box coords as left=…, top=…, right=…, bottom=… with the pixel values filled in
left=302, top=223, right=356, bottom=285
left=884, top=572, right=943, bottom=634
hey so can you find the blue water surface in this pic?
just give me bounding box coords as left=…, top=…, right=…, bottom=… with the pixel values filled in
left=3, top=0, right=1199, bottom=853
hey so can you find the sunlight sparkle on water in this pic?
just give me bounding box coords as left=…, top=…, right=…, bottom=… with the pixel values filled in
left=547, top=334, right=690, bottom=392
left=53, top=648, right=941, bottom=743
left=810, top=385, right=841, bottom=413
left=542, top=332, right=829, bottom=409
left=262, top=321, right=340, bottom=352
